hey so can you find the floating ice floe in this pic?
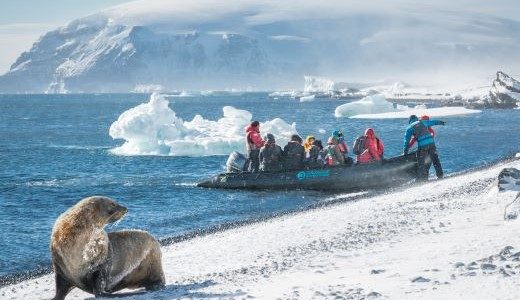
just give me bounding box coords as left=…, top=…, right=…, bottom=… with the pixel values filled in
left=109, top=93, right=298, bottom=156
left=334, top=94, right=405, bottom=118
left=349, top=106, right=481, bottom=119
left=335, top=94, right=482, bottom=118
left=299, top=94, right=315, bottom=102
left=133, top=84, right=164, bottom=93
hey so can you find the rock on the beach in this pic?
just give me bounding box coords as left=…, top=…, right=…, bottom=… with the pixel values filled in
left=481, top=263, right=497, bottom=270
left=411, top=276, right=431, bottom=283
left=498, top=168, right=520, bottom=192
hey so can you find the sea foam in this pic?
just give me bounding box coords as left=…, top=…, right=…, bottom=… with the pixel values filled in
left=109, top=93, right=298, bottom=156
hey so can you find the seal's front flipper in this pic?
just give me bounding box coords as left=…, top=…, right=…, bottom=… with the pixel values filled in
left=53, top=270, right=74, bottom=300
left=92, top=270, right=111, bottom=297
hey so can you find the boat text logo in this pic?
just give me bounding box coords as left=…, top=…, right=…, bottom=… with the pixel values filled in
left=296, top=170, right=330, bottom=180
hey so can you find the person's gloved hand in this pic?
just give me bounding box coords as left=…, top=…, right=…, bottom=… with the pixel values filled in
left=439, top=121, right=446, bottom=125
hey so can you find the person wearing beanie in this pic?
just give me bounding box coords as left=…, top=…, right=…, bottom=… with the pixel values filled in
left=403, top=114, right=446, bottom=180
left=259, top=133, right=283, bottom=172
left=322, top=136, right=345, bottom=167
left=283, top=134, right=305, bottom=171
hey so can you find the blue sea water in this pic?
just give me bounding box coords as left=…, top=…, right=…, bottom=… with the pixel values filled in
left=0, top=93, right=518, bottom=278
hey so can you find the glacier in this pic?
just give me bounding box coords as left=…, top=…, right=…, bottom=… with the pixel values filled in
left=1, top=0, right=520, bottom=92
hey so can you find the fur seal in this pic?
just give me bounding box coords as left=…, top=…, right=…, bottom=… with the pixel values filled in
left=50, top=196, right=165, bottom=299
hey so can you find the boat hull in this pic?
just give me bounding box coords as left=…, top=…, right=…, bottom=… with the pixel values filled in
left=197, top=153, right=418, bottom=191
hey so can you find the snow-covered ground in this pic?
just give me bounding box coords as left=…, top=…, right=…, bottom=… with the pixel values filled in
left=2, top=157, right=520, bottom=299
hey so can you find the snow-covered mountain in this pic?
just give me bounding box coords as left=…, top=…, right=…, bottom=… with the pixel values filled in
left=489, top=71, right=520, bottom=108
left=1, top=0, right=520, bottom=93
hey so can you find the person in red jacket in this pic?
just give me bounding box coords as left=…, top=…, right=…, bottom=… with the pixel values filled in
left=245, top=121, right=265, bottom=172
left=356, top=128, right=384, bottom=164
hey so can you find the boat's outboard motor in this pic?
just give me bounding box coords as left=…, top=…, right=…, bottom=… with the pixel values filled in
left=226, top=151, right=247, bottom=173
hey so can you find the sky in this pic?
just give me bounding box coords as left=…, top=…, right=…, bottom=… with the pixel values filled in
left=0, top=0, right=519, bottom=76
left=0, top=0, right=132, bottom=73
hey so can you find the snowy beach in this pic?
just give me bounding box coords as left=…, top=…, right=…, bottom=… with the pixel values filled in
left=3, top=156, right=519, bottom=299
left=1, top=0, right=520, bottom=298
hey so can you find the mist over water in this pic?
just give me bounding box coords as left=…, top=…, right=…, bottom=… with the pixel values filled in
left=0, top=93, right=519, bottom=277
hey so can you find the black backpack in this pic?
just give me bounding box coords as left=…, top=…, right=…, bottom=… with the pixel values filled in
left=353, top=136, right=366, bottom=155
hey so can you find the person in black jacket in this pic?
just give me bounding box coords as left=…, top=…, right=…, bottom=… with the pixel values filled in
left=283, top=134, right=305, bottom=171
left=304, top=139, right=324, bottom=168
left=259, top=133, right=283, bottom=172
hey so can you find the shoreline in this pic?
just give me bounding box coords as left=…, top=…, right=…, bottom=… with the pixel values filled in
left=1, top=155, right=519, bottom=299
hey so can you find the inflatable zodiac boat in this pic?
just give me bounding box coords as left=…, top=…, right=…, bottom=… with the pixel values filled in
left=197, top=151, right=418, bottom=191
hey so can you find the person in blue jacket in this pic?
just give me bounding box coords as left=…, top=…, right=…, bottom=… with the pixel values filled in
left=403, top=115, right=446, bottom=181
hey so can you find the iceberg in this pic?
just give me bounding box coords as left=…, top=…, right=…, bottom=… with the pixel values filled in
left=334, top=94, right=402, bottom=118
left=304, top=76, right=335, bottom=93
left=109, top=93, right=298, bottom=156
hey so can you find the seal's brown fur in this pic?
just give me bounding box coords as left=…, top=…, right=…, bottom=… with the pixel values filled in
left=50, top=196, right=165, bottom=299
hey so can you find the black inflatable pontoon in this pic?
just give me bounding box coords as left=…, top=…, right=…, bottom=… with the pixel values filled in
left=197, top=152, right=418, bottom=191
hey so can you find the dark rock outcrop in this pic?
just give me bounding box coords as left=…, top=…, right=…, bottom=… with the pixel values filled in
left=488, top=71, right=520, bottom=108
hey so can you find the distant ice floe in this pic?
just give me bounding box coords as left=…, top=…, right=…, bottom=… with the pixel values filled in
left=335, top=94, right=481, bottom=119
left=133, top=84, right=164, bottom=93
left=299, top=94, right=315, bottom=102
left=350, top=106, right=481, bottom=119
left=334, top=94, right=406, bottom=118
left=109, top=93, right=298, bottom=156
left=167, top=90, right=194, bottom=97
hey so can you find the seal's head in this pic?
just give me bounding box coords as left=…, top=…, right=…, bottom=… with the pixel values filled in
left=86, top=196, right=128, bottom=226
left=53, top=196, right=128, bottom=240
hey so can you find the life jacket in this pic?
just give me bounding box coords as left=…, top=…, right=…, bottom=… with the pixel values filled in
left=303, top=136, right=315, bottom=152
left=325, top=145, right=341, bottom=166
left=245, top=125, right=263, bottom=151
left=412, top=121, right=434, bottom=147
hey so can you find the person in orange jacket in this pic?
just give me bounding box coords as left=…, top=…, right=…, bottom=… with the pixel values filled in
left=356, top=128, right=384, bottom=164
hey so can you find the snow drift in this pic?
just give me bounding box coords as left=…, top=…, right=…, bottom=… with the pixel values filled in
left=2, top=155, right=520, bottom=299
left=109, top=93, right=298, bottom=156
